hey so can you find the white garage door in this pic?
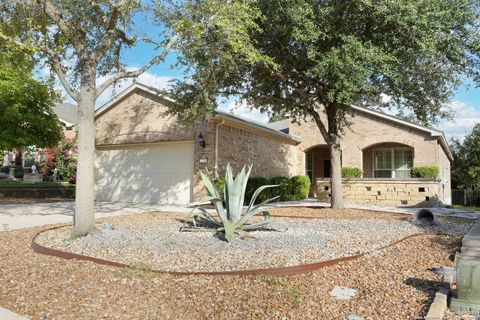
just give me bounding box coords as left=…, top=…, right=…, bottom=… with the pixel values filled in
left=95, top=141, right=194, bottom=205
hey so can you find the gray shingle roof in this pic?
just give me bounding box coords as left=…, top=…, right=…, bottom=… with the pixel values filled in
left=53, top=103, right=78, bottom=125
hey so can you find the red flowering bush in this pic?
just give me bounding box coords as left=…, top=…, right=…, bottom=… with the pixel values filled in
left=38, top=138, right=77, bottom=183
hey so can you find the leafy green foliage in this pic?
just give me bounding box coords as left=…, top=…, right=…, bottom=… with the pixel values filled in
left=270, top=176, right=293, bottom=201
left=245, top=177, right=270, bottom=203
left=213, top=176, right=226, bottom=201
left=0, top=44, right=62, bottom=150
left=451, top=124, right=480, bottom=190
left=170, top=0, right=479, bottom=126
left=181, top=164, right=278, bottom=242
left=290, top=176, right=311, bottom=200
left=341, top=167, right=362, bottom=178
left=411, top=166, right=439, bottom=179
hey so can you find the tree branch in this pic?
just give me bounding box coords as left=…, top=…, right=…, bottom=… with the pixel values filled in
left=50, top=56, right=79, bottom=101
left=96, top=34, right=179, bottom=98
left=0, top=33, right=27, bottom=47
left=40, top=0, right=86, bottom=57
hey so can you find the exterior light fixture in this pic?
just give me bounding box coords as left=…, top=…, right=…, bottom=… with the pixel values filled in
left=198, top=133, right=206, bottom=148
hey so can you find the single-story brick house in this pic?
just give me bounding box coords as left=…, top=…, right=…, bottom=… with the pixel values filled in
left=94, top=82, right=452, bottom=206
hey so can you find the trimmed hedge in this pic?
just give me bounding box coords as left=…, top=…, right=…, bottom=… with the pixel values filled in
left=411, top=166, right=439, bottom=179
left=290, top=175, right=311, bottom=200
left=341, top=167, right=362, bottom=178
left=245, top=177, right=270, bottom=203
left=270, top=176, right=293, bottom=201
left=213, top=175, right=311, bottom=204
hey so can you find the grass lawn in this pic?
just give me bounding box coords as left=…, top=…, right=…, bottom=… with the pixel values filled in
left=0, top=208, right=472, bottom=320
left=453, top=204, right=480, bottom=211
left=0, top=180, right=75, bottom=188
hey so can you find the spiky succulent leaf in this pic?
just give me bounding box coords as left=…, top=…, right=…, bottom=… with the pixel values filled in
left=224, top=164, right=250, bottom=223
left=238, top=193, right=279, bottom=226
left=200, top=171, right=221, bottom=199
left=241, top=211, right=271, bottom=230
left=246, top=184, right=278, bottom=212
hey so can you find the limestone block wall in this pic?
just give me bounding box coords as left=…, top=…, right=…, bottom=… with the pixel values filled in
left=316, top=178, right=442, bottom=206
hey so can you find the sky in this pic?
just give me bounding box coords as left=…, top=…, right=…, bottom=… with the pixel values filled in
left=57, top=11, right=480, bottom=142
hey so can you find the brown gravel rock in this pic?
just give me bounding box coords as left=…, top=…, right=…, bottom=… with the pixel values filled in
left=0, top=208, right=471, bottom=319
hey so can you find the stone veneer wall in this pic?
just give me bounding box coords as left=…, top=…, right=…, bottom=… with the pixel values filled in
left=316, top=178, right=441, bottom=206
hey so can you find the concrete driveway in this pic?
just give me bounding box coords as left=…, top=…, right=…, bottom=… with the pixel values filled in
left=0, top=201, right=193, bottom=231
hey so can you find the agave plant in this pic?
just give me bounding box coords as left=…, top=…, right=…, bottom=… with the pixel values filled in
left=181, top=164, right=278, bottom=242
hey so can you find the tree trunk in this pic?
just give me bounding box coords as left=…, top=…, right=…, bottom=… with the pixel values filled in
left=15, top=148, right=23, bottom=167
left=73, top=66, right=97, bottom=236
left=329, top=141, right=344, bottom=209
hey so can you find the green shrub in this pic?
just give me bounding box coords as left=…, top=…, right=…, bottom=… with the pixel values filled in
left=341, top=167, right=362, bottom=178
left=411, top=166, right=439, bottom=178
left=11, top=166, right=24, bottom=179
left=269, top=176, right=293, bottom=201
left=213, top=177, right=226, bottom=201
left=290, top=175, right=311, bottom=200
left=245, top=177, right=270, bottom=204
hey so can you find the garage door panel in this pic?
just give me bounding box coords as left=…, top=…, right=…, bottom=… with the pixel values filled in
left=95, top=142, right=193, bottom=204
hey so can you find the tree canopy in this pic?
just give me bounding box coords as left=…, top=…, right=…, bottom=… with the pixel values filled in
left=169, top=0, right=480, bottom=208
left=451, top=124, right=480, bottom=191
left=0, top=43, right=62, bottom=150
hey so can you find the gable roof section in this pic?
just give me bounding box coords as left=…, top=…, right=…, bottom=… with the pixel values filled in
left=53, top=103, right=78, bottom=126
left=95, top=82, right=174, bottom=119
left=213, top=110, right=301, bottom=144
left=350, top=105, right=453, bottom=160
left=95, top=82, right=301, bottom=144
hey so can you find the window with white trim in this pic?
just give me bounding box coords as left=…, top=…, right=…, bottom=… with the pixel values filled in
left=374, top=147, right=413, bottom=179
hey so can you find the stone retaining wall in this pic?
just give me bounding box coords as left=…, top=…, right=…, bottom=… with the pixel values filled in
left=316, top=178, right=441, bottom=206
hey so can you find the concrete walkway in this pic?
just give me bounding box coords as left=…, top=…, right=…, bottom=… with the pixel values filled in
left=1, top=199, right=478, bottom=232
left=0, top=307, right=29, bottom=320
left=0, top=201, right=193, bottom=231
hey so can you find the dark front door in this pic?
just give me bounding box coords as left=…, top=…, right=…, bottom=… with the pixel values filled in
left=324, top=160, right=331, bottom=178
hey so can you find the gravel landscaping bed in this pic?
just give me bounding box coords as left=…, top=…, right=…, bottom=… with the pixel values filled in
left=0, top=208, right=474, bottom=319
left=35, top=209, right=471, bottom=273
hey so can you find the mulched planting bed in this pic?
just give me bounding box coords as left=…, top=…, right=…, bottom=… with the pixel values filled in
left=35, top=209, right=470, bottom=273
left=0, top=207, right=473, bottom=319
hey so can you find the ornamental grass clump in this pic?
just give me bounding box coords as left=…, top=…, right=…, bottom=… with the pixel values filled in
left=181, top=164, right=278, bottom=242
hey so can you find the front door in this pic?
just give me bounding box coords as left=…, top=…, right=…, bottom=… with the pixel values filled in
left=324, top=159, right=331, bottom=178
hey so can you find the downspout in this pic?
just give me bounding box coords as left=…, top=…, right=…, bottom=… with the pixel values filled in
left=214, top=119, right=225, bottom=178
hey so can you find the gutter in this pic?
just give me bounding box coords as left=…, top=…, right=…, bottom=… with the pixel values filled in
left=214, top=119, right=225, bottom=178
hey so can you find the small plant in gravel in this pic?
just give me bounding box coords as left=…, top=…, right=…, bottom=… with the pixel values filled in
left=285, top=288, right=303, bottom=308
left=181, top=164, right=278, bottom=242
left=261, top=275, right=285, bottom=287
left=115, top=262, right=157, bottom=279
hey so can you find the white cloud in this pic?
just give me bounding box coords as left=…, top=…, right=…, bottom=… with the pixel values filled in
left=438, top=100, right=480, bottom=141
left=219, top=100, right=270, bottom=124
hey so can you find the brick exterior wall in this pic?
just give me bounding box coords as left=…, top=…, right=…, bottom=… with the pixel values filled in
left=95, top=90, right=194, bottom=145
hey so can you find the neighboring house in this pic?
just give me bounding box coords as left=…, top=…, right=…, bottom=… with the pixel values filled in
left=52, top=103, right=78, bottom=139
left=1, top=103, right=78, bottom=167
left=94, top=82, right=452, bottom=206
